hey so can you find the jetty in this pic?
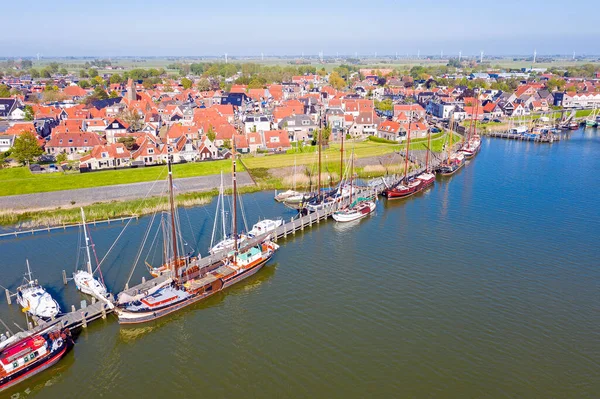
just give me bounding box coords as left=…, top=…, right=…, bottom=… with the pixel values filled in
left=484, top=131, right=559, bottom=143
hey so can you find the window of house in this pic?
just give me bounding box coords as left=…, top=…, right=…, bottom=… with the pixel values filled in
left=101, top=152, right=108, bottom=158
left=148, top=149, right=154, bottom=154
left=112, top=123, right=119, bottom=128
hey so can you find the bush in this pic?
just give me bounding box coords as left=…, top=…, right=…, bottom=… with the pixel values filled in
left=367, top=135, right=398, bottom=144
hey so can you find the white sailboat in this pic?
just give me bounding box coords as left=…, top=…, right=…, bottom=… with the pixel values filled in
left=17, top=260, right=60, bottom=320
left=332, top=150, right=376, bottom=222
left=209, top=172, right=247, bottom=254
left=72, top=208, right=108, bottom=302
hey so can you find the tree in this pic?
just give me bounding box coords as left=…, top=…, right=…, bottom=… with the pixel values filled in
left=40, top=68, right=52, bottom=78
left=206, top=126, right=216, bottom=142
left=109, top=90, right=120, bottom=98
left=222, top=139, right=231, bottom=149
left=30, top=69, right=40, bottom=79
left=79, top=69, right=88, bottom=78
left=181, top=77, right=193, bottom=89
left=24, top=105, right=34, bottom=121
left=59, top=68, right=68, bottom=76
left=110, top=74, right=123, bottom=84
left=21, top=60, right=33, bottom=69
left=319, top=126, right=331, bottom=143
left=329, top=71, right=346, bottom=90
left=375, top=99, right=393, bottom=111
left=118, top=108, right=144, bottom=131
left=55, top=152, right=68, bottom=163
left=117, top=136, right=138, bottom=150
left=88, top=68, right=99, bottom=78
left=78, top=80, right=91, bottom=89
left=0, top=84, right=10, bottom=97
left=12, top=131, right=43, bottom=165
left=197, top=78, right=211, bottom=91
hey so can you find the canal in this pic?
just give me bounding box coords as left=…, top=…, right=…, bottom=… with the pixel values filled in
left=0, top=128, right=599, bottom=398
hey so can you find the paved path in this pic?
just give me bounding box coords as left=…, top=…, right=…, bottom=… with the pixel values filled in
left=0, top=172, right=254, bottom=211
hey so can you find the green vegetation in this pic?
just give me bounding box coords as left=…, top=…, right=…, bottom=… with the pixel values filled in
left=0, top=160, right=238, bottom=197
left=12, top=132, right=44, bottom=165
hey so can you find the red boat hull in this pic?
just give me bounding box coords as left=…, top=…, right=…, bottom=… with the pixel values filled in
left=383, top=180, right=423, bottom=199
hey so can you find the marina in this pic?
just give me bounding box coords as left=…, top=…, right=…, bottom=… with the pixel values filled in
left=0, top=128, right=598, bottom=397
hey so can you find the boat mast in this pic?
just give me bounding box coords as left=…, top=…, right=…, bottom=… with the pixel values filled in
left=339, top=133, right=344, bottom=184
left=404, top=106, right=412, bottom=181
left=426, top=129, right=431, bottom=172
left=350, top=149, right=354, bottom=201
left=80, top=207, right=93, bottom=274
left=232, top=137, right=238, bottom=254
left=317, top=110, right=322, bottom=201
left=26, top=259, right=32, bottom=283
left=167, top=156, right=179, bottom=277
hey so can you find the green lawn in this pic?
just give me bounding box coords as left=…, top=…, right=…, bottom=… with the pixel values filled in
left=0, top=160, right=236, bottom=196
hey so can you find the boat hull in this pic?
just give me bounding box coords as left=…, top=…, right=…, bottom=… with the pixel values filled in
left=0, top=333, right=72, bottom=392
left=332, top=201, right=376, bottom=222
left=116, top=255, right=273, bottom=325
left=382, top=181, right=422, bottom=200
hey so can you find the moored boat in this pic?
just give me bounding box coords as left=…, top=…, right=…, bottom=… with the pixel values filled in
left=0, top=327, right=73, bottom=392
left=117, top=144, right=279, bottom=325
left=16, top=262, right=60, bottom=321
left=73, top=208, right=108, bottom=302
left=247, top=219, right=283, bottom=238
left=332, top=198, right=375, bottom=222
left=383, top=178, right=423, bottom=199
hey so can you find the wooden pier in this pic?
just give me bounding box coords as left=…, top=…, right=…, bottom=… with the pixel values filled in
left=485, top=131, right=559, bottom=143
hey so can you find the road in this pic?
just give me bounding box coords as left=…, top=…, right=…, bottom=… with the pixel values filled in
left=0, top=172, right=255, bottom=211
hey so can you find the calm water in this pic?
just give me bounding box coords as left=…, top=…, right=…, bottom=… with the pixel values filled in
left=1, top=129, right=599, bottom=398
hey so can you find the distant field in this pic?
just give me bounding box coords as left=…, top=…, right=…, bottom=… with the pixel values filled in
left=0, top=160, right=236, bottom=197
left=25, top=56, right=600, bottom=74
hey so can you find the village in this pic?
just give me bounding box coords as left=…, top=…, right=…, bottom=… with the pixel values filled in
left=0, top=58, right=599, bottom=175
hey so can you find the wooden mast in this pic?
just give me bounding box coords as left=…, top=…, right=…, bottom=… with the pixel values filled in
left=404, top=106, right=412, bottom=181
left=167, top=156, right=179, bottom=278
left=349, top=149, right=354, bottom=202
left=317, top=110, right=322, bottom=201
left=232, top=136, right=238, bottom=254
left=426, top=129, right=431, bottom=172
left=339, top=133, right=344, bottom=184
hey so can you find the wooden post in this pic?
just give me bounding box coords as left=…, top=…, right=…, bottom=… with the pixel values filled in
left=142, top=276, right=146, bottom=284
left=91, top=297, right=96, bottom=305
left=62, top=270, right=67, bottom=285
left=71, top=305, right=76, bottom=313
left=81, top=312, right=87, bottom=328
left=5, top=289, right=11, bottom=305
left=28, top=322, right=33, bottom=330
left=101, top=306, right=107, bottom=320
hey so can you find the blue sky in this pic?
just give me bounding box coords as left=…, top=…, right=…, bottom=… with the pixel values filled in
left=1, top=0, right=598, bottom=57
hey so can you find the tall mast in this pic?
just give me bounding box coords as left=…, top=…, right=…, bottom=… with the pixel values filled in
left=167, top=156, right=179, bottom=277
left=404, top=106, right=412, bottom=181
left=232, top=136, right=238, bottom=254
left=26, top=259, right=32, bottom=283
left=350, top=149, right=354, bottom=201
left=426, top=129, right=431, bottom=172
left=317, top=110, right=322, bottom=200
left=339, top=132, right=344, bottom=184
left=80, top=207, right=93, bottom=274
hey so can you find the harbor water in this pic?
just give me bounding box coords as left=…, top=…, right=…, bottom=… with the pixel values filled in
left=0, top=128, right=598, bottom=398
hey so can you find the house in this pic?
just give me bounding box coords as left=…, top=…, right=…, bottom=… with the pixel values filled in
left=172, top=136, right=198, bottom=162
left=393, top=104, right=426, bottom=120
left=104, top=118, right=129, bottom=143
left=8, top=107, right=26, bottom=120
left=348, top=112, right=377, bottom=138
left=0, top=99, right=17, bottom=119
left=263, top=130, right=291, bottom=152
left=62, top=85, right=88, bottom=101
left=197, top=137, right=220, bottom=160
left=233, top=134, right=250, bottom=153
left=46, top=132, right=105, bottom=160
left=131, top=136, right=167, bottom=165
left=244, top=114, right=271, bottom=133
left=377, top=120, right=402, bottom=141
left=246, top=132, right=264, bottom=152
left=278, top=114, right=317, bottom=142
left=79, top=143, right=131, bottom=170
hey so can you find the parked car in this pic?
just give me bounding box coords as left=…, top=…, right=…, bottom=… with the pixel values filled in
left=431, top=127, right=440, bottom=133
left=493, top=118, right=502, bottom=123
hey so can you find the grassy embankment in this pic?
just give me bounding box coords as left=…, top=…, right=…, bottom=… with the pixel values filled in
left=1, top=133, right=458, bottom=227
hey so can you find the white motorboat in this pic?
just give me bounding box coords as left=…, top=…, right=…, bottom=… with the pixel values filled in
left=247, top=219, right=283, bottom=238
left=17, top=261, right=60, bottom=320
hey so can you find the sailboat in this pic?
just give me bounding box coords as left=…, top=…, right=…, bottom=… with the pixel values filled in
left=209, top=172, right=247, bottom=254
left=73, top=208, right=108, bottom=301
left=584, top=105, right=598, bottom=127
left=116, top=147, right=279, bottom=325
left=436, top=113, right=465, bottom=176
left=415, top=129, right=436, bottom=188
left=16, top=261, right=60, bottom=321
left=383, top=107, right=423, bottom=199
left=332, top=150, right=376, bottom=222
left=275, top=158, right=303, bottom=202
left=460, top=95, right=482, bottom=159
